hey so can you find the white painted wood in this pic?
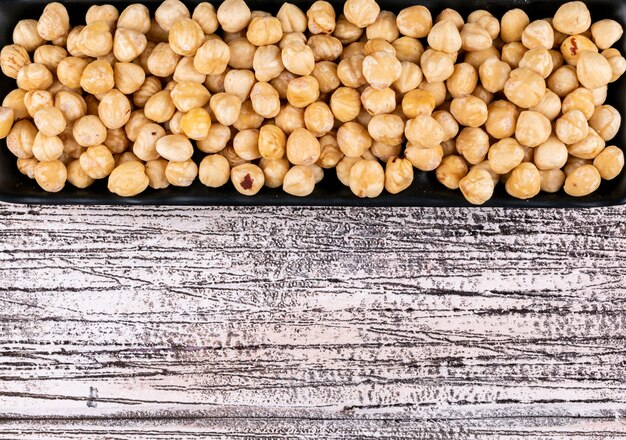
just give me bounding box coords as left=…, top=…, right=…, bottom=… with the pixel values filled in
left=0, top=202, right=625, bottom=438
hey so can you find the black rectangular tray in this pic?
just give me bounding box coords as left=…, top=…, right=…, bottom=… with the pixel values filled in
left=0, top=0, right=624, bottom=207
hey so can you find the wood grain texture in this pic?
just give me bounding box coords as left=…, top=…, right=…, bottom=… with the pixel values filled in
left=0, top=202, right=625, bottom=438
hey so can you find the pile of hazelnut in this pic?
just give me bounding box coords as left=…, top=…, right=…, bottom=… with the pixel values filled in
left=0, top=0, right=624, bottom=203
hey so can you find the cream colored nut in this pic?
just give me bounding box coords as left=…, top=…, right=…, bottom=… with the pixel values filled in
left=334, top=156, right=359, bottom=186
left=303, top=102, right=333, bottom=137
left=98, top=90, right=131, bottom=130
left=366, top=10, right=399, bottom=42
left=132, top=76, right=162, bottom=108
left=179, top=107, right=211, bottom=141
left=307, top=35, right=342, bottom=61
left=330, top=87, right=361, bottom=122
left=170, top=81, right=211, bottom=113
left=280, top=165, right=314, bottom=196
left=446, top=62, right=478, bottom=98
left=13, top=19, right=44, bottom=52
left=361, top=86, right=396, bottom=115
left=281, top=42, right=315, bottom=76
left=591, top=19, right=624, bottom=50
left=602, top=48, right=626, bottom=82
left=33, top=45, right=66, bottom=71
left=562, top=88, right=595, bottom=120
left=223, top=69, right=255, bottom=101
left=501, top=9, right=529, bottom=43
left=427, top=20, right=462, bottom=54
left=405, top=114, right=443, bottom=148
left=76, top=21, right=113, bottom=58
left=393, top=61, right=422, bottom=94
left=463, top=46, right=498, bottom=70
left=65, top=26, right=84, bottom=57
left=539, top=169, right=565, bottom=192
left=549, top=49, right=564, bottom=72
left=248, top=82, right=280, bottom=119
left=312, top=61, right=340, bottom=94
left=504, top=67, right=546, bottom=108
left=286, top=76, right=320, bottom=108
left=307, top=1, right=336, bottom=34
left=197, top=154, right=230, bottom=188
left=6, top=119, right=37, bottom=158
left=456, top=127, right=489, bottom=165
left=16, top=63, right=52, bottom=91
left=337, top=54, right=366, bottom=87
left=468, top=10, right=499, bottom=39
left=80, top=60, right=114, bottom=95
left=124, top=110, right=150, bottom=142
left=472, top=84, right=495, bottom=105
left=396, top=6, right=432, bottom=38
left=56, top=57, right=88, bottom=90
left=252, top=45, right=284, bottom=82
left=216, top=0, right=250, bottom=33
left=107, top=161, right=150, bottom=197
left=17, top=157, right=39, bottom=178
left=590, top=85, right=608, bottom=106
left=564, top=157, right=592, bottom=176
left=460, top=23, right=492, bottom=52
left=233, top=99, right=264, bottom=131
left=37, top=3, right=70, bottom=41
left=534, top=135, right=568, bottom=170
left=367, top=114, right=403, bottom=145
left=343, top=0, right=380, bottom=28
left=308, top=163, right=324, bottom=183
left=383, top=157, right=413, bottom=194
left=478, top=57, right=511, bottom=93
left=35, top=159, right=66, bottom=192
left=0, top=44, right=31, bottom=80
left=0, top=106, right=14, bottom=139
left=154, top=134, right=193, bottom=162
left=73, top=115, right=107, bottom=147
left=488, top=138, right=524, bottom=174
left=589, top=105, right=621, bottom=141
left=363, top=39, right=395, bottom=56
left=24, top=90, right=53, bottom=118
left=593, top=146, right=624, bottom=180
left=85, top=5, right=118, bottom=32
left=560, top=35, right=597, bottom=66
left=334, top=14, right=363, bottom=44
left=286, top=127, right=321, bottom=165
left=79, top=144, right=115, bottom=179
left=113, top=63, right=145, bottom=95
left=136, top=41, right=155, bottom=74
left=117, top=4, right=150, bottom=34
left=501, top=42, right=527, bottom=68
left=577, top=50, right=612, bottom=89
left=402, top=89, right=435, bottom=118
left=66, top=159, right=94, bottom=188
left=146, top=43, right=181, bottom=77
left=112, top=28, right=147, bottom=62
left=258, top=158, right=288, bottom=187
left=522, top=20, right=554, bottom=50
left=420, top=49, right=454, bottom=83
left=246, top=16, right=283, bottom=47
left=519, top=47, right=553, bottom=79
left=450, top=95, right=488, bottom=128
left=227, top=38, right=256, bottom=69
left=432, top=110, right=459, bottom=142
left=357, top=108, right=373, bottom=126
left=515, top=110, right=551, bottom=148
left=505, top=162, right=540, bottom=199
left=196, top=124, right=229, bottom=154
left=547, top=65, right=579, bottom=97
left=392, top=36, right=424, bottom=63
left=556, top=110, right=589, bottom=145
left=348, top=159, right=383, bottom=198
left=436, top=155, right=468, bottom=190
left=564, top=164, right=601, bottom=196
left=143, top=90, right=175, bottom=124
left=276, top=3, right=307, bottom=33
left=459, top=167, right=494, bottom=205
left=370, top=141, right=401, bottom=162
left=205, top=69, right=228, bottom=93
left=32, top=132, right=63, bottom=161
left=568, top=128, right=605, bottom=159
left=435, top=8, right=464, bottom=29
left=155, top=0, right=190, bottom=32
left=553, top=1, right=591, bottom=35
left=275, top=104, right=305, bottom=135
left=167, top=18, right=204, bottom=57
left=143, top=159, right=168, bottom=189
left=133, top=123, right=166, bottom=161
left=229, top=163, right=263, bottom=194
left=315, top=134, right=342, bottom=168
left=258, top=124, right=286, bottom=160
left=147, top=18, right=171, bottom=43
left=163, top=159, right=197, bottom=187
left=362, top=51, right=402, bottom=90
left=34, top=106, right=66, bottom=137
left=405, top=144, right=443, bottom=171
left=210, top=93, right=243, bottom=126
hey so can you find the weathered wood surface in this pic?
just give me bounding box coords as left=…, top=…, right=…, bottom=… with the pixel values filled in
left=0, top=202, right=625, bottom=438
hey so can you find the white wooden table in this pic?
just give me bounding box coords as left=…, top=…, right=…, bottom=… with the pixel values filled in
left=0, top=202, right=625, bottom=438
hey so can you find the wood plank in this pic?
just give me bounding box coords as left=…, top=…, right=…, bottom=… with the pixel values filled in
left=0, top=203, right=625, bottom=436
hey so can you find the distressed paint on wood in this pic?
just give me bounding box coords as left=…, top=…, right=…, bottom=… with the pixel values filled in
left=0, top=203, right=625, bottom=438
